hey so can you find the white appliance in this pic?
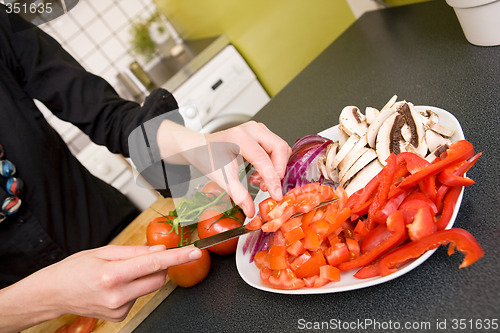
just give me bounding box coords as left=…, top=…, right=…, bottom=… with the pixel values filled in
left=172, top=45, right=270, bottom=133
left=36, top=45, right=269, bottom=210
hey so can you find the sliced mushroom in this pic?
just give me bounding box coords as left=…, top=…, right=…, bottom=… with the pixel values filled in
left=338, top=134, right=368, bottom=171
left=318, top=155, right=329, bottom=180
left=367, top=101, right=401, bottom=148
left=339, top=106, right=368, bottom=136
left=340, top=148, right=378, bottom=187
left=406, top=104, right=428, bottom=157
left=380, top=95, right=398, bottom=113
left=331, top=133, right=360, bottom=169
left=344, top=158, right=384, bottom=196
left=401, top=123, right=412, bottom=142
left=365, top=107, right=380, bottom=125
left=339, top=146, right=370, bottom=183
left=420, top=109, right=440, bottom=129
left=338, top=126, right=349, bottom=147
left=425, top=129, right=452, bottom=152
left=429, top=122, right=455, bottom=138
left=425, top=144, right=449, bottom=163
left=375, top=112, right=398, bottom=165
left=325, top=142, right=340, bottom=183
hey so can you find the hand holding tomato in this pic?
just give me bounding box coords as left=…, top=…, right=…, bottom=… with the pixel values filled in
left=0, top=244, right=202, bottom=331
left=168, top=249, right=211, bottom=287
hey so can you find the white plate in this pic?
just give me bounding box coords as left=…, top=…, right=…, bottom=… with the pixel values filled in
left=236, top=106, right=466, bottom=294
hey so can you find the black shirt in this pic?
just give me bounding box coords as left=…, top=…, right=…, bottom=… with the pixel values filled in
left=0, top=6, right=179, bottom=287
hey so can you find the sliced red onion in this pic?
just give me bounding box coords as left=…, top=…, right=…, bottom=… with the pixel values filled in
left=281, top=134, right=332, bottom=194
left=242, top=228, right=259, bottom=254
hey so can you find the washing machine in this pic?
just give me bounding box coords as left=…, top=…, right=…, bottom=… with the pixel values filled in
left=171, top=45, right=270, bottom=133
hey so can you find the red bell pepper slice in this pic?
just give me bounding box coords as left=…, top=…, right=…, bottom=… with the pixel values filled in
left=396, top=152, right=431, bottom=174
left=373, top=190, right=409, bottom=224
left=353, top=260, right=380, bottom=279
left=400, top=192, right=439, bottom=215
left=348, top=171, right=382, bottom=214
left=338, top=210, right=407, bottom=271
left=360, top=223, right=392, bottom=254
left=406, top=206, right=436, bottom=241
left=366, top=153, right=397, bottom=230
left=436, top=185, right=463, bottom=230
left=379, top=228, right=484, bottom=276
left=437, top=152, right=482, bottom=187
left=398, top=140, right=474, bottom=189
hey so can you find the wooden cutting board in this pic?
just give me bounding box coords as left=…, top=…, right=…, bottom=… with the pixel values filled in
left=23, top=197, right=183, bottom=333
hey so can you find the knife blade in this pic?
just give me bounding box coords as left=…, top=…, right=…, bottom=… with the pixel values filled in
left=191, top=198, right=339, bottom=249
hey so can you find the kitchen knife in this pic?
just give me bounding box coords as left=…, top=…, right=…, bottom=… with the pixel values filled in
left=190, top=198, right=339, bottom=249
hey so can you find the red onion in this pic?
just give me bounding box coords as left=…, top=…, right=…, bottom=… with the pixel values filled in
left=281, top=134, right=332, bottom=194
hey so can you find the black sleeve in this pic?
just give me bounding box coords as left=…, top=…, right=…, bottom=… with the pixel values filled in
left=0, top=5, right=178, bottom=157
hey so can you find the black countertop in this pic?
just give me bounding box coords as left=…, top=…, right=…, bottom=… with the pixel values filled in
left=135, top=1, right=500, bottom=332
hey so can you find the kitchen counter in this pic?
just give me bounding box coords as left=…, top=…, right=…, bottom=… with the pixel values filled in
left=135, top=1, right=500, bottom=332
left=144, top=35, right=229, bottom=92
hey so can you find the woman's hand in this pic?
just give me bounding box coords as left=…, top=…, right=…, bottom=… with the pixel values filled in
left=206, top=121, right=291, bottom=216
left=0, top=245, right=201, bottom=332
left=156, top=120, right=291, bottom=217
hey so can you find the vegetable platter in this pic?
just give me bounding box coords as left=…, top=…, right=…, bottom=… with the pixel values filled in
left=236, top=101, right=483, bottom=294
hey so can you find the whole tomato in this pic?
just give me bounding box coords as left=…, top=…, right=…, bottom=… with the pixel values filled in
left=201, top=181, right=231, bottom=207
left=146, top=215, right=190, bottom=249
left=197, top=207, right=245, bottom=255
left=54, top=316, right=97, bottom=333
left=168, top=248, right=211, bottom=287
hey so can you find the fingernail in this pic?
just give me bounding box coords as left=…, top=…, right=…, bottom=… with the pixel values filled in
left=149, top=244, right=166, bottom=252
left=189, top=248, right=202, bottom=260
left=273, top=186, right=283, bottom=200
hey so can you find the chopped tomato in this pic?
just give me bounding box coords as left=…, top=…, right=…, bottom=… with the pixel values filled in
left=324, top=242, right=351, bottom=266
left=303, top=228, right=321, bottom=250
left=287, top=240, right=305, bottom=256
left=267, top=268, right=305, bottom=290
left=320, top=265, right=341, bottom=281
left=253, top=250, right=269, bottom=269
left=269, top=245, right=287, bottom=270
left=245, top=216, right=263, bottom=231
left=284, top=226, right=305, bottom=244
left=259, top=198, right=278, bottom=221
left=293, top=251, right=326, bottom=279
left=345, top=238, right=360, bottom=260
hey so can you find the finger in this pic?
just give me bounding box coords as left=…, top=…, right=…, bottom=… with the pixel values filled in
left=256, top=123, right=292, bottom=178
left=114, top=247, right=202, bottom=282
left=240, top=141, right=283, bottom=201
left=95, top=244, right=167, bottom=261
left=226, top=179, right=255, bottom=217
left=115, top=270, right=169, bottom=306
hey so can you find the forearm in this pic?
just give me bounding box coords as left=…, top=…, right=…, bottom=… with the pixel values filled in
left=0, top=273, right=62, bottom=333
left=156, top=119, right=207, bottom=165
